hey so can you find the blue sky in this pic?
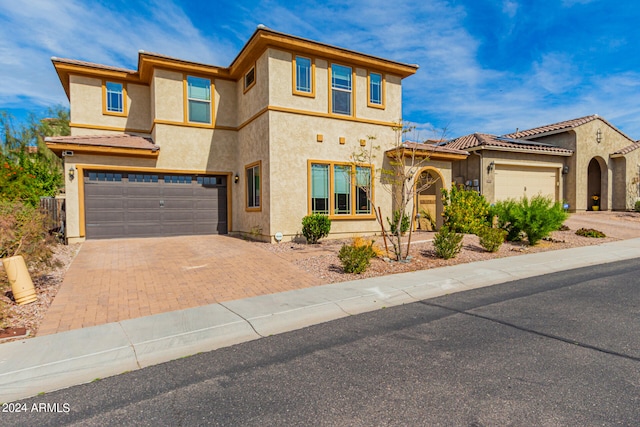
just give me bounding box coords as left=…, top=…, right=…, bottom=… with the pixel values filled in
left=1, top=0, right=639, bottom=140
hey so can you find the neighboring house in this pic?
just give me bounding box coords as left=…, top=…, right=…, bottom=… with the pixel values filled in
left=45, top=26, right=424, bottom=243
left=445, top=133, right=573, bottom=204
left=444, top=115, right=640, bottom=212
left=505, top=115, right=640, bottom=211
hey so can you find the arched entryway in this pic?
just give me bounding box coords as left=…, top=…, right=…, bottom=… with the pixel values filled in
left=414, top=168, right=444, bottom=230
left=587, top=157, right=604, bottom=210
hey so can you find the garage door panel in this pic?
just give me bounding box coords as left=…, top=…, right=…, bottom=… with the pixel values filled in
left=84, top=172, right=228, bottom=239
left=126, top=186, right=162, bottom=197
left=495, top=166, right=558, bottom=201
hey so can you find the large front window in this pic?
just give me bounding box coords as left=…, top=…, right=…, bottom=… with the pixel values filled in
left=331, top=64, right=352, bottom=115
left=187, top=76, right=211, bottom=124
left=310, top=162, right=373, bottom=217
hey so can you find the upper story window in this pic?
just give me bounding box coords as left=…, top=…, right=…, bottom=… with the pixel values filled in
left=368, top=72, right=384, bottom=108
left=294, top=56, right=313, bottom=95
left=331, top=64, right=352, bottom=116
left=244, top=66, right=256, bottom=92
left=104, top=81, right=126, bottom=115
left=187, top=76, right=211, bottom=124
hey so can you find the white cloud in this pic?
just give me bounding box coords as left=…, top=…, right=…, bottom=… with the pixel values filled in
left=0, top=0, right=237, bottom=109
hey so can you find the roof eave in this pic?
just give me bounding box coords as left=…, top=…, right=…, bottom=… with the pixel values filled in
left=45, top=142, right=160, bottom=159
left=466, top=145, right=573, bottom=156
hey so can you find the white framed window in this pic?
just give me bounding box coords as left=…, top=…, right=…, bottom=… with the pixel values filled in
left=368, top=72, right=383, bottom=107
left=295, top=56, right=312, bottom=93
left=246, top=162, right=260, bottom=210
left=187, top=76, right=211, bottom=124
left=331, top=64, right=352, bottom=115
left=309, top=162, right=373, bottom=217
left=105, top=81, right=125, bottom=114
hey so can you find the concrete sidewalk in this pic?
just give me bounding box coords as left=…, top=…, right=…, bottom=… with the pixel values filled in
left=1, top=238, right=640, bottom=403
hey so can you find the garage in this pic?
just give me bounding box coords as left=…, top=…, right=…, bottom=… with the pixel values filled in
left=494, top=165, right=558, bottom=201
left=83, top=171, right=227, bottom=239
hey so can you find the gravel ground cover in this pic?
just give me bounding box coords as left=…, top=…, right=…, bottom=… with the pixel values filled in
left=2, top=211, right=639, bottom=340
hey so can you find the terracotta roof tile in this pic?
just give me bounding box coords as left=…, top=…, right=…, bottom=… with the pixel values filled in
left=444, top=133, right=573, bottom=155
left=45, top=134, right=158, bottom=151
left=505, top=115, right=599, bottom=139
left=613, top=142, right=640, bottom=156
left=505, top=114, right=636, bottom=144
left=401, top=141, right=469, bottom=156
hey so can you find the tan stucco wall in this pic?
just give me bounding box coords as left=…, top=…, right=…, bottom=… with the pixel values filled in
left=233, top=113, right=270, bottom=240
left=268, top=49, right=402, bottom=123
left=215, top=79, right=237, bottom=127
left=152, top=69, right=184, bottom=123
left=153, top=124, right=237, bottom=172
left=267, top=111, right=396, bottom=241
left=529, top=119, right=638, bottom=211
left=69, top=75, right=150, bottom=131
left=237, top=50, right=269, bottom=125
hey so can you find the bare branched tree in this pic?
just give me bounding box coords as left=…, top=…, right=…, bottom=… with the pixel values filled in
left=350, top=121, right=450, bottom=261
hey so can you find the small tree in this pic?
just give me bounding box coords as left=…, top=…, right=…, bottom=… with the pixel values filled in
left=351, top=121, right=447, bottom=261
left=1, top=107, right=68, bottom=206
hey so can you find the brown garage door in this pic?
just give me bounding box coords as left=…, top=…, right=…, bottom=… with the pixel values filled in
left=84, top=171, right=227, bottom=239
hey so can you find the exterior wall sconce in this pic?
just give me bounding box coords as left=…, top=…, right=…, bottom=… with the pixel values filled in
left=487, top=161, right=495, bottom=173
left=234, top=174, right=239, bottom=184
left=596, top=128, right=602, bottom=143
left=68, top=167, right=75, bottom=181
left=562, top=165, right=569, bottom=174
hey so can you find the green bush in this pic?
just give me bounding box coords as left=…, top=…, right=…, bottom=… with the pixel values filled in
left=387, top=210, right=410, bottom=235
left=491, top=196, right=568, bottom=245
left=0, top=200, right=56, bottom=270
left=490, top=199, right=523, bottom=241
left=575, top=228, right=606, bottom=238
left=441, top=185, right=490, bottom=234
left=635, top=200, right=640, bottom=212
left=338, top=242, right=376, bottom=274
left=301, top=214, right=331, bottom=244
left=477, top=226, right=507, bottom=252
left=433, top=226, right=464, bottom=259
left=518, top=196, right=568, bottom=245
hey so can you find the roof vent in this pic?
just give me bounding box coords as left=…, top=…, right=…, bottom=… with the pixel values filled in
left=257, top=24, right=267, bottom=29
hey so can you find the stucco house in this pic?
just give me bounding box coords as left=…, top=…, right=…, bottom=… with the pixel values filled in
left=444, top=115, right=640, bottom=212
left=47, top=26, right=469, bottom=243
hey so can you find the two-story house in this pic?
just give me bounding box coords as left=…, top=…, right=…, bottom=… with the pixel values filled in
left=46, top=26, right=424, bottom=243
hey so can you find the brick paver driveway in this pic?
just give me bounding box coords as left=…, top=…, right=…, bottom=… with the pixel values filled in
left=38, top=236, right=323, bottom=335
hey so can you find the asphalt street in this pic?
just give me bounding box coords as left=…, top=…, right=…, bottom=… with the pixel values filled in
left=3, top=259, right=639, bottom=426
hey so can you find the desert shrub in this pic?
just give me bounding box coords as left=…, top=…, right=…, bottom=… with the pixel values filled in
left=301, top=214, right=331, bottom=244
left=517, top=196, right=568, bottom=245
left=490, top=199, right=524, bottom=241
left=491, top=196, right=567, bottom=245
left=441, top=185, right=490, bottom=234
left=387, top=210, right=410, bottom=235
left=338, top=241, right=376, bottom=274
left=433, top=226, right=464, bottom=259
left=0, top=200, right=55, bottom=270
left=635, top=200, right=640, bottom=212
left=575, top=228, right=606, bottom=238
left=477, top=226, right=507, bottom=252
left=352, top=236, right=384, bottom=258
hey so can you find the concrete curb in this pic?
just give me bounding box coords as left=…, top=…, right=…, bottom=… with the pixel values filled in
left=1, top=238, right=639, bottom=402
